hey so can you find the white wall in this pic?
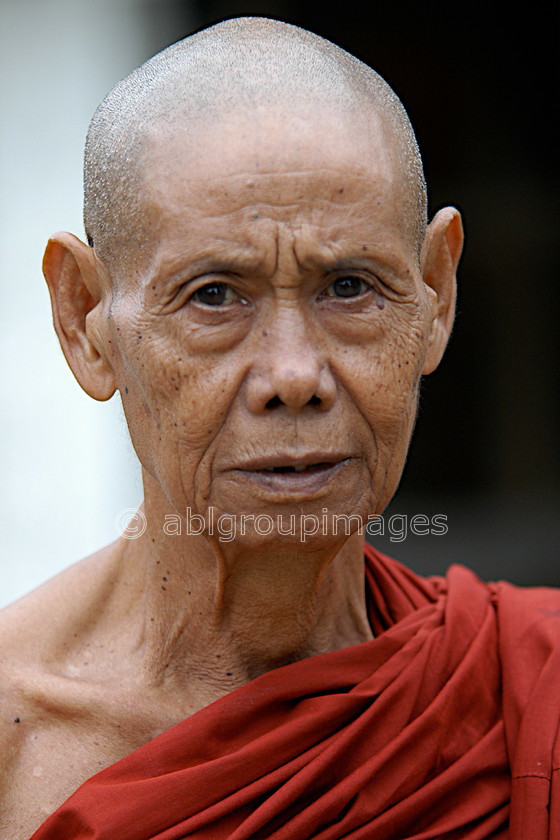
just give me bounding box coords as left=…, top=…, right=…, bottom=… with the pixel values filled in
left=0, top=0, right=169, bottom=608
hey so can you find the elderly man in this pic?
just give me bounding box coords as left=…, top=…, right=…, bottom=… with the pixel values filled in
left=1, top=16, right=559, bottom=840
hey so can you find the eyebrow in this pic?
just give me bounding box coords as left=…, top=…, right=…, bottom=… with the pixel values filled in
left=146, top=221, right=415, bottom=289
left=294, top=242, right=414, bottom=280
left=149, top=247, right=271, bottom=285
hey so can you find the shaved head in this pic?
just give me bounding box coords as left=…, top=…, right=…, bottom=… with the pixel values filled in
left=84, top=17, right=427, bottom=278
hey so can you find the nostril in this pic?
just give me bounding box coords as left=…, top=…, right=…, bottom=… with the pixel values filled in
left=265, top=393, right=322, bottom=410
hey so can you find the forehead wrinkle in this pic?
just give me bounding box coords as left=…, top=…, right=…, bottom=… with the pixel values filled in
left=137, top=135, right=414, bottom=288
left=290, top=239, right=373, bottom=276
left=143, top=175, right=399, bottom=253
left=144, top=181, right=351, bottom=226
left=146, top=239, right=274, bottom=284
left=84, top=18, right=427, bottom=276
left=183, top=165, right=373, bottom=187
left=143, top=204, right=416, bottom=292
left=149, top=160, right=390, bottom=200
left=144, top=132, right=400, bottom=214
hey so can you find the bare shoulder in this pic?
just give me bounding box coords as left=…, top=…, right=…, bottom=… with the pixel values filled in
left=0, top=539, right=131, bottom=727
left=0, top=542, right=119, bottom=668
left=0, top=542, right=127, bottom=837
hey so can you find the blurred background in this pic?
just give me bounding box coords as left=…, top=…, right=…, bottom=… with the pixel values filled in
left=0, top=0, right=558, bottom=608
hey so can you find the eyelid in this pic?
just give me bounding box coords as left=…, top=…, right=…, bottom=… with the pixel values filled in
left=175, top=272, right=235, bottom=296
left=157, top=273, right=236, bottom=313
left=322, top=272, right=378, bottom=297
left=187, top=275, right=250, bottom=309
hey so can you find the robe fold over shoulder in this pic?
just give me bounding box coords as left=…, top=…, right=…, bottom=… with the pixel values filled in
left=30, top=545, right=560, bottom=839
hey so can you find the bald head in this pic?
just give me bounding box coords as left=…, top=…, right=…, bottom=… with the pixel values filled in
left=84, top=17, right=427, bottom=278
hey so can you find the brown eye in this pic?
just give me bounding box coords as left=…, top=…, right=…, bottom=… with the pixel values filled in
left=326, top=276, right=370, bottom=298
left=193, top=283, right=239, bottom=306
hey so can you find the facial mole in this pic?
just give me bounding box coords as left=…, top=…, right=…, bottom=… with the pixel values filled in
left=376, top=296, right=385, bottom=310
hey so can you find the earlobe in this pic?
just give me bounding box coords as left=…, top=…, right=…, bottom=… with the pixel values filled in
left=43, top=232, right=116, bottom=400
left=421, top=207, right=463, bottom=375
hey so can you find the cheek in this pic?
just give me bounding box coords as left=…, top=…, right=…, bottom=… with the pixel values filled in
left=115, top=321, right=245, bottom=507
left=335, top=304, right=428, bottom=434
left=331, top=306, right=428, bottom=517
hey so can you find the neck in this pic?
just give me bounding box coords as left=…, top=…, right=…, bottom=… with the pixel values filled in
left=117, top=482, right=373, bottom=707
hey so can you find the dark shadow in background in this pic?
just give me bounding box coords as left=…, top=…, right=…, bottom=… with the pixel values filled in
left=142, top=0, right=559, bottom=584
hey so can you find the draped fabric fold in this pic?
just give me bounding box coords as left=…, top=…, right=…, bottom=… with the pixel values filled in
left=30, top=546, right=560, bottom=839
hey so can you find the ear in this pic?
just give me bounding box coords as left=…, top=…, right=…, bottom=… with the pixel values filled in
left=43, top=232, right=116, bottom=400
left=420, top=207, right=463, bottom=375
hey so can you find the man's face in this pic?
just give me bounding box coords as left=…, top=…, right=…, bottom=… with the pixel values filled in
left=104, top=103, right=433, bottom=538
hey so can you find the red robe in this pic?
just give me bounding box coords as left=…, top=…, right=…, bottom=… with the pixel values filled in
left=31, top=545, right=560, bottom=839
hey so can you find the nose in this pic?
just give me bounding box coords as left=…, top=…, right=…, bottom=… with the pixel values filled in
left=245, top=307, right=336, bottom=413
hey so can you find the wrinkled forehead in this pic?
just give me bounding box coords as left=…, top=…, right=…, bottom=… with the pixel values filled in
left=105, top=99, right=418, bottom=288
left=141, top=100, right=407, bottom=224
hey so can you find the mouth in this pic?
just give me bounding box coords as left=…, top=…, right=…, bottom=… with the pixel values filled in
left=235, top=453, right=350, bottom=472
left=260, top=461, right=336, bottom=474
left=232, top=455, right=352, bottom=497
